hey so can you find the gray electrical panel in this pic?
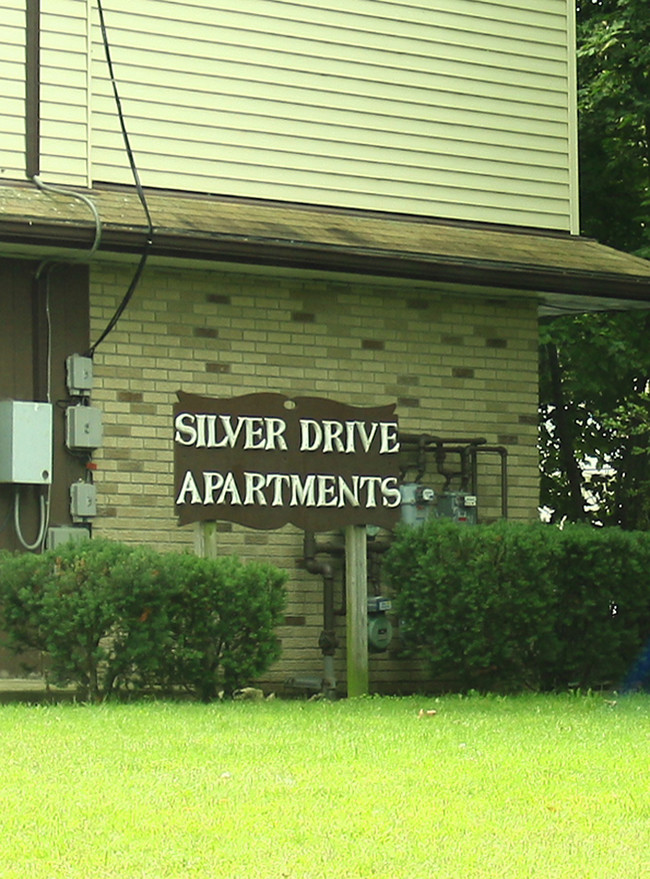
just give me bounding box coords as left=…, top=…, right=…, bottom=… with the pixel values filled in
left=66, top=406, right=103, bottom=450
left=0, top=401, right=53, bottom=484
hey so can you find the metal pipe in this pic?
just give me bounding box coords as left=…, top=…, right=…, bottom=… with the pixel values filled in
left=399, top=434, right=507, bottom=520
left=476, top=446, right=509, bottom=520
left=303, top=531, right=338, bottom=695
left=302, top=531, right=394, bottom=695
left=400, top=435, right=487, bottom=492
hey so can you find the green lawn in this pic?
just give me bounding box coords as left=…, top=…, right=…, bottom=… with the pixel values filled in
left=0, top=694, right=648, bottom=878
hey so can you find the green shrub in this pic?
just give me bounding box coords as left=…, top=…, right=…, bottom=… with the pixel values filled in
left=0, top=539, right=172, bottom=699
left=384, top=519, right=650, bottom=692
left=0, top=539, right=286, bottom=701
left=151, top=552, right=287, bottom=701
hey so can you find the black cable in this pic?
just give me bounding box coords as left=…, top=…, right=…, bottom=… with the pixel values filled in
left=88, top=0, right=154, bottom=357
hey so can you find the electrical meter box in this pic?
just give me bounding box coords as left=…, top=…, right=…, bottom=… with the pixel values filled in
left=66, top=406, right=103, bottom=450
left=66, top=354, right=93, bottom=396
left=70, top=482, right=97, bottom=522
left=0, top=401, right=53, bottom=484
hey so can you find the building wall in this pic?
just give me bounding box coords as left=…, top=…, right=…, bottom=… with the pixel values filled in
left=25, top=0, right=579, bottom=230
left=0, top=260, right=90, bottom=555
left=40, top=0, right=91, bottom=185
left=0, top=0, right=25, bottom=181
left=0, top=258, right=89, bottom=676
left=89, top=260, right=539, bottom=691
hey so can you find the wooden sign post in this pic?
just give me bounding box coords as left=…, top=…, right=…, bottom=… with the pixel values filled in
left=345, top=524, right=369, bottom=697
left=193, top=520, right=217, bottom=559
left=175, top=392, right=399, bottom=700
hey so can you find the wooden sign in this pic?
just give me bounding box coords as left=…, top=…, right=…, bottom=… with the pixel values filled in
left=174, top=391, right=400, bottom=530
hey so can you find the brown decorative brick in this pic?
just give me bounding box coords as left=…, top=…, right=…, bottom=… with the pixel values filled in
left=104, top=424, right=132, bottom=437
left=122, top=461, right=144, bottom=472
left=244, top=533, right=269, bottom=544
left=291, top=311, right=316, bottom=323
left=207, top=294, right=231, bottom=305
left=362, top=339, right=385, bottom=350
left=452, top=367, right=475, bottom=378
left=194, top=327, right=219, bottom=338
left=205, top=362, right=231, bottom=373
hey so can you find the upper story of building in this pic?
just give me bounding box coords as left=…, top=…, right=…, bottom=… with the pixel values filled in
left=1, top=0, right=579, bottom=233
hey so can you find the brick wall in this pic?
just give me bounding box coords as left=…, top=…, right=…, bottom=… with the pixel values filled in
left=90, top=261, right=539, bottom=693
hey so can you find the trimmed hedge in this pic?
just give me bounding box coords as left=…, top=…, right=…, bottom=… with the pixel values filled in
left=0, top=539, right=286, bottom=701
left=384, top=519, right=650, bottom=692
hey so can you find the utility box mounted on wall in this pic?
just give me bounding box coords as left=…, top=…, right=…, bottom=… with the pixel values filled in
left=47, top=526, right=90, bottom=550
left=66, top=354, right=93, bottom=397
left=66, top=405, right=103, bottom=451
left=70, top=481, right=97, bottom=522
left=0, top=401, right=53, bottom=484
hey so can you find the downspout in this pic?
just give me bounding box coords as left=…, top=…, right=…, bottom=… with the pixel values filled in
left=25, top=0, right=40, bottom=180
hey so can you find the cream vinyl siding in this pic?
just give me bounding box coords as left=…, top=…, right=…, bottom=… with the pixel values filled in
left=0, top=2, right=25, bottom=180
left=40, top=0, right=91, bottom=185
left=40, top=0, right=576, bottom=230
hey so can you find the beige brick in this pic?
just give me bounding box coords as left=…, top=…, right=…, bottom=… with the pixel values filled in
left=89, top=261, right=541, bottom=691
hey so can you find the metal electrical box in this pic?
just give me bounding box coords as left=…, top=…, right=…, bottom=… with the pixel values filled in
left=66, top=406, right=103, bottom=450
left=66, top=354, right=93, bottom=396
left=47, top=526, right=90, bottom=549
left=70, top=482, right=97, bottom=521
left=0, top=401, right=53, bottom=484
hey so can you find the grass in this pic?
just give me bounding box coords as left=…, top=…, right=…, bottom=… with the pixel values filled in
left=0, top=693, right=648, bottom=878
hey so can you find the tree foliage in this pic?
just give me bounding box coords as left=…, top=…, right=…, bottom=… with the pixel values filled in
left=539, top=0, right=650, bottom=528
left=577, top=0, right=650, bottom=257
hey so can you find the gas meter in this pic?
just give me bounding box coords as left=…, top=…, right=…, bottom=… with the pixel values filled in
left=367, top=596, right=393, bottom=653
left=399, top=483, right=436, bottom=527
left=437, top=491, right=477, bottom=525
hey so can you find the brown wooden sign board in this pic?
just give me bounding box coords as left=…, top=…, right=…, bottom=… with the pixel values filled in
left=174, top=391, right=400, bottom=531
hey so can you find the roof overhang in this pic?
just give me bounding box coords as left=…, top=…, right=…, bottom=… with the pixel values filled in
left=1, top=182, right=649, bottom=316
